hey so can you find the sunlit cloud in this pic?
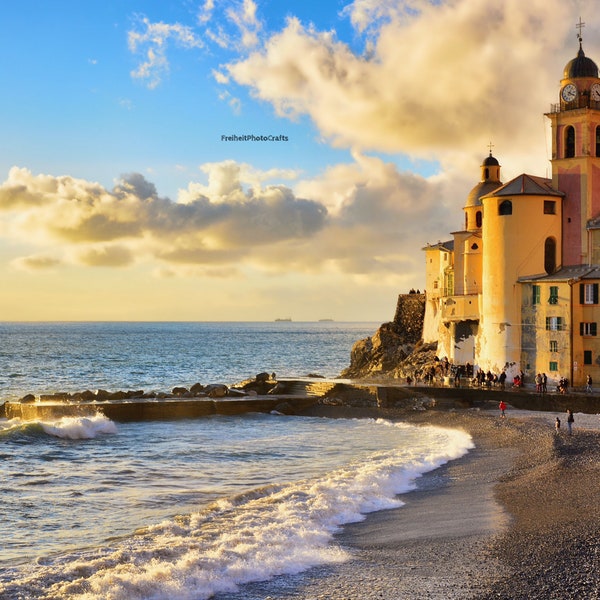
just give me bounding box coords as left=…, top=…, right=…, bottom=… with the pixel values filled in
left=225, top=0, right=574, bottom=173
left=0, top=150, right=453, bottom=285
left=12, top=254, right=61, bottom=271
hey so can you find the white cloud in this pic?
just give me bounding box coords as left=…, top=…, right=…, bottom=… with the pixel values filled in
left=225, top=0, right=577, bottom=174
left=128, top=16, right=204, bottom=88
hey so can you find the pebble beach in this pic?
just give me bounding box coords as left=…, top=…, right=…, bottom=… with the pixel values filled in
left=216, top=405, right=600, bottom=599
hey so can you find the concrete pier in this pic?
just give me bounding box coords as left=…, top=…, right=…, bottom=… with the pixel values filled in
left=2, top=378, right=599, bottom=423
left=2, top=395, right=318, bottom=422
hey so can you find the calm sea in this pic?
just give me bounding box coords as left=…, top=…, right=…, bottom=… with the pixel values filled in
left=0, top=322, right=474, bottom=599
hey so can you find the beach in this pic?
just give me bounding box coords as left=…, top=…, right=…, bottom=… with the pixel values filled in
left=215, top=405, right=600, bottom=599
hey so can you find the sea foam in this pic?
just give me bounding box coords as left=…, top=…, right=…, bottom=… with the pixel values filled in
left=1, top=422, right=473, bottom=600
left=0, top=413, right=117, bottom=440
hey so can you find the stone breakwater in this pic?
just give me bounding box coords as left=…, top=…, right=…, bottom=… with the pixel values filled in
left=0, top=372, right=321, bottom=422
left=14, top=371, right=282, bottom=404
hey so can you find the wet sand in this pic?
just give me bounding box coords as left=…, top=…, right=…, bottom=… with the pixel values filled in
left=216, top=407, right=600, bottom=599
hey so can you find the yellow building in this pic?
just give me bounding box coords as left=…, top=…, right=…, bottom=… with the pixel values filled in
left=423, top=33, right=600, bottom=388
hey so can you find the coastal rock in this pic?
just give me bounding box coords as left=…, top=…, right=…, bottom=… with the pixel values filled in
left=190, top=382, right=204, bottom=395
left=234, top=373, right=278, bottom=395
left=205, top=384, right=228, bottom=398
left=340, top=322, right=413, bottom=378
left=171, top=387, right=189, bottom=397
left=40, top=393, right=72, bottom=402
left=19, top=394, right=36, bottom=403
left=340, top=292, right=437, bottom=380
left=267, top=382, right=287, bottom=395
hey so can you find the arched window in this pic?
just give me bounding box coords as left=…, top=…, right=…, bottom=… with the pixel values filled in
left=498, top=200, right=512, bottom=215
left=484, top=167, right=489, bottom=179
left=476, top=211, right=482, bottom=228
left=596, top=126, right=600, bottom=157
left=565, top=125, right=575, bottom=158
left=544, top=237, right=557, bottom=275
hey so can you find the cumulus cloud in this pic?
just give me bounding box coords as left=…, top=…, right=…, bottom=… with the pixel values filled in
left=225, top=0, right=576, bottom=170
left=0, top=164, right=328, bottom=272
left=0, top=151, right=458, bottom=287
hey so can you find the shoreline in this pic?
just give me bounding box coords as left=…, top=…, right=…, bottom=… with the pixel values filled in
left=216, top=406, right=600, bottom=599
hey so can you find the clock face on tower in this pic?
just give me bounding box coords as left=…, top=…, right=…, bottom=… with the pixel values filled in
left=591, top=83, right=600, bottom=101
left=562, top=83, right=577, bottom=102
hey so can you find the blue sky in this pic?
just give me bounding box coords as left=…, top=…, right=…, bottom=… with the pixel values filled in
left=0, top=0, right=594, bottom=321
left=0, top=1, right=362, bottom=197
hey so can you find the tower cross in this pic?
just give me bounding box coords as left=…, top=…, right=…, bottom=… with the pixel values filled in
left=487, top=141, right=495, bottom=155
left=576, top=17, right=585, bottom=41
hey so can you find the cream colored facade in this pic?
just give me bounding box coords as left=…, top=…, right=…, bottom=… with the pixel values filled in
left=422, top=36, right=600, bottom=387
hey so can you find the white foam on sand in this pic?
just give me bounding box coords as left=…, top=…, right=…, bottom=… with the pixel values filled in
left=0, top=422, right=473, bottom=600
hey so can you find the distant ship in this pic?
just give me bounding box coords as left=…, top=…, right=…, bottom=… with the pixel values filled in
left=274, top=317, right=292, bottom=322
left=318, top=318, right=334, bottom=322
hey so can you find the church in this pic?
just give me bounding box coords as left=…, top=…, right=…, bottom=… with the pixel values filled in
left=422, top=28, right=600, bottom=388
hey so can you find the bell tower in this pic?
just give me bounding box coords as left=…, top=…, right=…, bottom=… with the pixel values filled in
left=546, top=19, right=600, bottom=265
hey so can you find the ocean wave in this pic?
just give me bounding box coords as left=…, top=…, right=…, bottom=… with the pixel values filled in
left=0, top=414, right=117, bottom=441
left=0, top=423, right=473, bottom=600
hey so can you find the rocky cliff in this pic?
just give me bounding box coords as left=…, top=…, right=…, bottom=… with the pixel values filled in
left=341, top=292, right=437, bottom=379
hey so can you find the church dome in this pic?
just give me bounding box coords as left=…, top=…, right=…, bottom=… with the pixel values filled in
left=564, top=43, right=598, bottom=78
left=483, top=154, right=499, bottom=166
left=464, top=181, right=501, bottom=208
left=464, top=152, right=502, bottom=209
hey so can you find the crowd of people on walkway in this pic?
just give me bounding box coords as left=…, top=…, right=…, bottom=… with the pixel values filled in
left=409, top=356, right=595, bottom=395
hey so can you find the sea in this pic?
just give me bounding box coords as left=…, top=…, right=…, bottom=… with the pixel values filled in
left=0, top=321, right=474, bottom=600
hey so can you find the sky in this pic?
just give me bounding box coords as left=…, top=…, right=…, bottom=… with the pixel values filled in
left=0, top=0, right=597, bottom=321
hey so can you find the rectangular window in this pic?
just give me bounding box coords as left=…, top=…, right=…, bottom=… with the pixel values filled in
left=584, top=350, right=593, bottom=365
left=544, top=200, right=556, bottom=214
left=549, top=286, right=559, bottom=304
left=546, top=316, right=564, bottom=331
left=550, top=340, right=558, bottom=352
left=532, top=285, right=541, bottom=305
left=580, top=283, right=599, bottom=305
left=580, top=322, right=597, bottom=336
left=549, top=361, right=558, bottom=372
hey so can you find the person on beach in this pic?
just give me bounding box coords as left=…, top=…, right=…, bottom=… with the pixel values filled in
left=567, top=409, right=574, bottom=435
left=499, top=400, right=507, bottom=418
left=555, top=417, right=561, bottom=433
left=586, top=374, right=592, bottom=393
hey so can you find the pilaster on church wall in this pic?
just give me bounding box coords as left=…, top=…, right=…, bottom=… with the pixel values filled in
left=557, top=162, right=583, bottom=264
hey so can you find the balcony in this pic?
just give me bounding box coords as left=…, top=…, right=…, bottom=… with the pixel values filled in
left=441, top=294, right=479, bottom=321
left=548, top=98, right=600, bottom=113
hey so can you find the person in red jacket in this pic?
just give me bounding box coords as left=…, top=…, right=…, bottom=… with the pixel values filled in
left=499, top=400, right=507, bottom=418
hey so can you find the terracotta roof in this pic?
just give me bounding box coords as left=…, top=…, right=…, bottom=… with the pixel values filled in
left=483, top=174, right=563, bottom=198
left=518, top=265, right=599, bottom=283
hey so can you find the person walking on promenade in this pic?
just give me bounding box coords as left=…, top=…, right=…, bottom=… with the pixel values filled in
left=555, top=417, right=561, bottom=434
left=542, top=373, right=547, bottom=394
left=586, top=374, right=593, bottom=393
left=567, top=409, right=574, bottom=435
left=498, top=370, right=506, bottom=390
left=499, top=400, right=507, bottom=419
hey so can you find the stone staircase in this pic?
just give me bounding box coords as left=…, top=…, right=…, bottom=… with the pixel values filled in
left=280, top=379, right=340, bottom=397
